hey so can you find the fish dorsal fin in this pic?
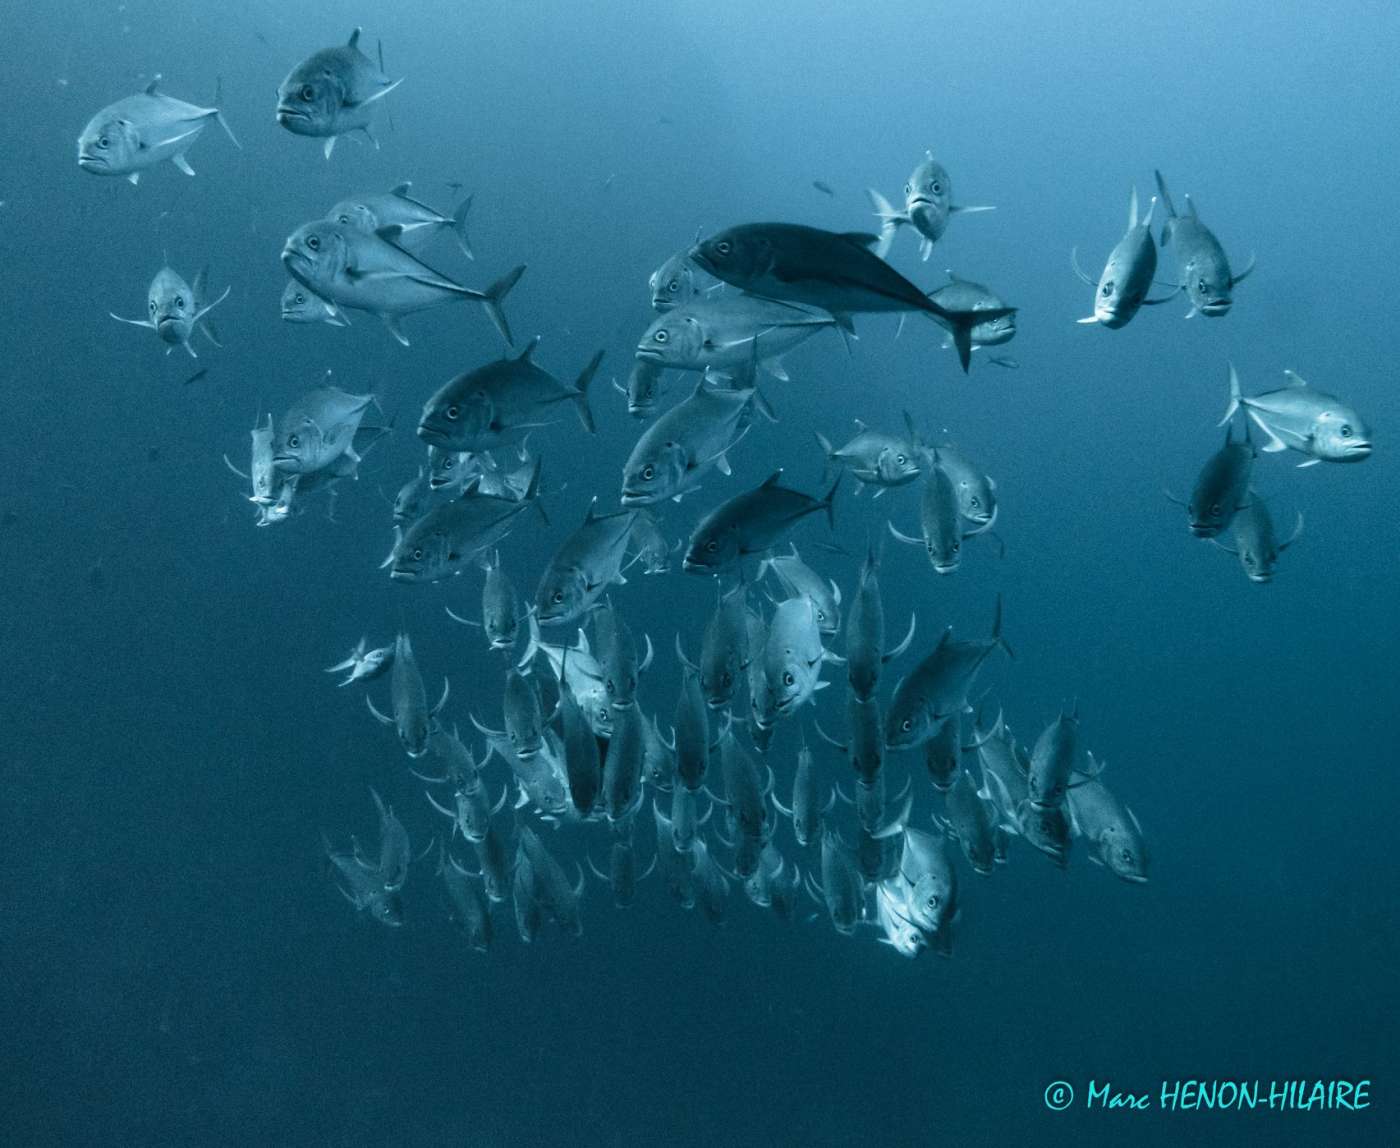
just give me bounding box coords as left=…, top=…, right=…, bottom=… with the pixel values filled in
left=517, top=335, right=541, bottom=362
left=144, top=79, right=160, bottom=96
left=348, top=26, right=362, bottom=48
left=760, top=469, right=784, bottom=489
left=390, top=181, right=413, bottom=197
left=944, top=268, right=963, bottom=282
left=841, top=232, right=882, bottom=249
left=1142, top=195, right=1157, bottom=227
left=1282, top=369, right=1309, bottom=388
left=584, top=496, right=599, bottom=523
left=1128, top=185, right=1139, bottom=228
left=1184, top=192, right=1198, bottom=218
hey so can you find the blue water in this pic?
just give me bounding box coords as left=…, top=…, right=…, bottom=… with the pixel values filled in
left=2, top=2, right=1396, bottom=1145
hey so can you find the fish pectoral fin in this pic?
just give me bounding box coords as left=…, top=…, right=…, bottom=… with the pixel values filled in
left=1075, top=316, right=1100, bottom=325
left=350, top=75, right=404, bottom=109
left=1296, top=457, right=1322, bottom=468
left=886, top=521, right=922, bottom=547
left=1245, top=411, right=1292, bottom=453
left=171, top=153, right=196, bottom=177
left=109, top=313, right=157, bottom=329
left=193, top=284, right=232, bottom=322
left=365, top=696, right=393, bottom=725
left=1141, top=285, right=1183, bottom=305
left=323, top=136, right=337, bottom=160
left=378, top=314, right=411, bottom=346
left=1068, top=246, right=1097, bottom=287
left=1231, top=252, right=1257, bottom=285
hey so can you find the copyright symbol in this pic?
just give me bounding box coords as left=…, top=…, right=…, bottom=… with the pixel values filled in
left=1044, top=1081, right=1074, bottom=1111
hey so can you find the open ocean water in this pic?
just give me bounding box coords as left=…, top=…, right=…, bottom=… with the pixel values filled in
left=1, top=2, right=1396, bottom=1145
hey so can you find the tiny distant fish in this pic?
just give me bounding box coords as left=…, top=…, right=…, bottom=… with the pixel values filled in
left=812, top=180, right=835, bottom=197
left=182, top=368, right=208, bottom=386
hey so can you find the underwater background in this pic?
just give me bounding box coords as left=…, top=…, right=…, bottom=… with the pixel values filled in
left=1, top=1, right=1396, bottom=1144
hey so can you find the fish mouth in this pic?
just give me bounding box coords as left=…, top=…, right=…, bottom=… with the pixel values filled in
left=1114, top=871, right=1150, bottom=885
left=681, top=557, right=708, bottom=573
left=619, top=490, right=657, bottom=507
left=634, top=347, right=666, bottom=363
left=1199, top=299, right=1232, bottom=316
left=1246, top=572, right=1274, bottom=584
left=388, top=569, right=417, bottom=581
left=276, top=105, right=311, bottom=123
left=932, top=562, right=960, bottom=575
left=1342, top=442, right=1373, bottom=459
left=415, top=424, right=449, bottom=445
left=908, top=195, right=934, bottom=208
left=1188, top=522, right=1218, bottom=539
left=77, top=153, right=109, bottom=171
left=156, top=316, right=181, bottom=331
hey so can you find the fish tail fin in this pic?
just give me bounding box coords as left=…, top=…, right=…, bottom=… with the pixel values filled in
left=481, top=264, right=525, bottom=347
left=211, top=77, right=242, bottom=150
left=524, top=459, right=549, bottom=526
left=822, top=473, right=842, bottom=531
left=865, top=188, right=903, bottom=259
left=991, top=593, right=1014, bottom=661
left=451, top=193, right=474, bottom=259
left=573, top=350, right=605, bottom=434
left=934, top=305, right=1015, bottom=374
left=1219, top=361, right=1242, bottom=427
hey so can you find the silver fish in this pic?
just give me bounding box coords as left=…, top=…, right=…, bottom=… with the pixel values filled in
left=272, top=386, right=376, bottom=475
left=280, top=280, right=349, bottom=327
left=1068, top=777, right=1149, bottom=883
left=815, top=418, right=923, bottom=494
left=110, top=264, right=229, bottom=358
left=365, top=633, right=449, bottom=758
left=535, top=501, right=637, bottom=627
left=438, top=844, right=493, bottom=952
left=1220, top=364, right=1371, bottom=466
left=1213, top=496, right=1304, bottom=584
left=78, top=79, right=240, bottom=183
left=867, top=152, right=994, bottom=260
left=762, top=547, right=841, bottom=640
left=323, top=637, right=393, bottom=687
left=845, top=543, right=917, bottom=702
left=683, top=470, right=839, bottom=574
left=1071, top=188, right=1177, bottom=327
left=648, top=247, right=698, bottom=311
left=1179, top=420, right=1255, bottom=539
left=418, top=340, right=602, bottom=453
left=886, top=597, right=1011, bottom=750
left=1154, top=169, right=1255, bottom=318
left=276, top=28, right=402, bottom=158
left=386, top=462, right=543, bottom=583
left=328, top=182, right=472, bottom=258
left=281, top=219, right=522, bottom=346
left=635, top=295, right=836, bottom=378
left=621, top=381, right=761, bottom=507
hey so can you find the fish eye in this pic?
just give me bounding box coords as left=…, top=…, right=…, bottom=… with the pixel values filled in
left=443, top=456, right=455, bottom=469
left=1340, top=424, right=1352, bottom=437
left=300, top=84, right=316, bottom=101
left=445, top=404, right=459, bottom=420
left=1101, top=282, right=1112, bottom=296
left=969, top=496, right=980, bottom=508
left=605, top=678, right=615, bottom=695
left=1210, top=502, right=1221, bottom=516
left=307, top=235, right=321, bottom=251
left=903, top=183, right=911, bottom=195
left=641, top=465, right=655, bottom=481
left=98, top=136, right=109, bottom=149
left=705, top=539, right=718, bottom=552
left=715, top=240, right=732, bottom=256
left=901, top=718, right=913, bottom=732
left=175, top=296, right=184, bottom=309
left=295, top=293, right=305, bottom=304
left=782, top=671, right=795, bottom=687
left=148, top=301, right=156, bottom=312
left=929, top=181, right=941, bottom=193
left=288, top=434, right=300, bottom=448
left=668, top=279, right=679, bottom=292
left=896, top=454, right=905, bottom=465
left=413, top=547, right=424, bottom=560
left=552, top=590, right=565, bottom=604
left=654, top=329, right=669, bottom=343
left=1197, top=277, right=1207, bottom=291
left=816, top=610, right=826, bottom=622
